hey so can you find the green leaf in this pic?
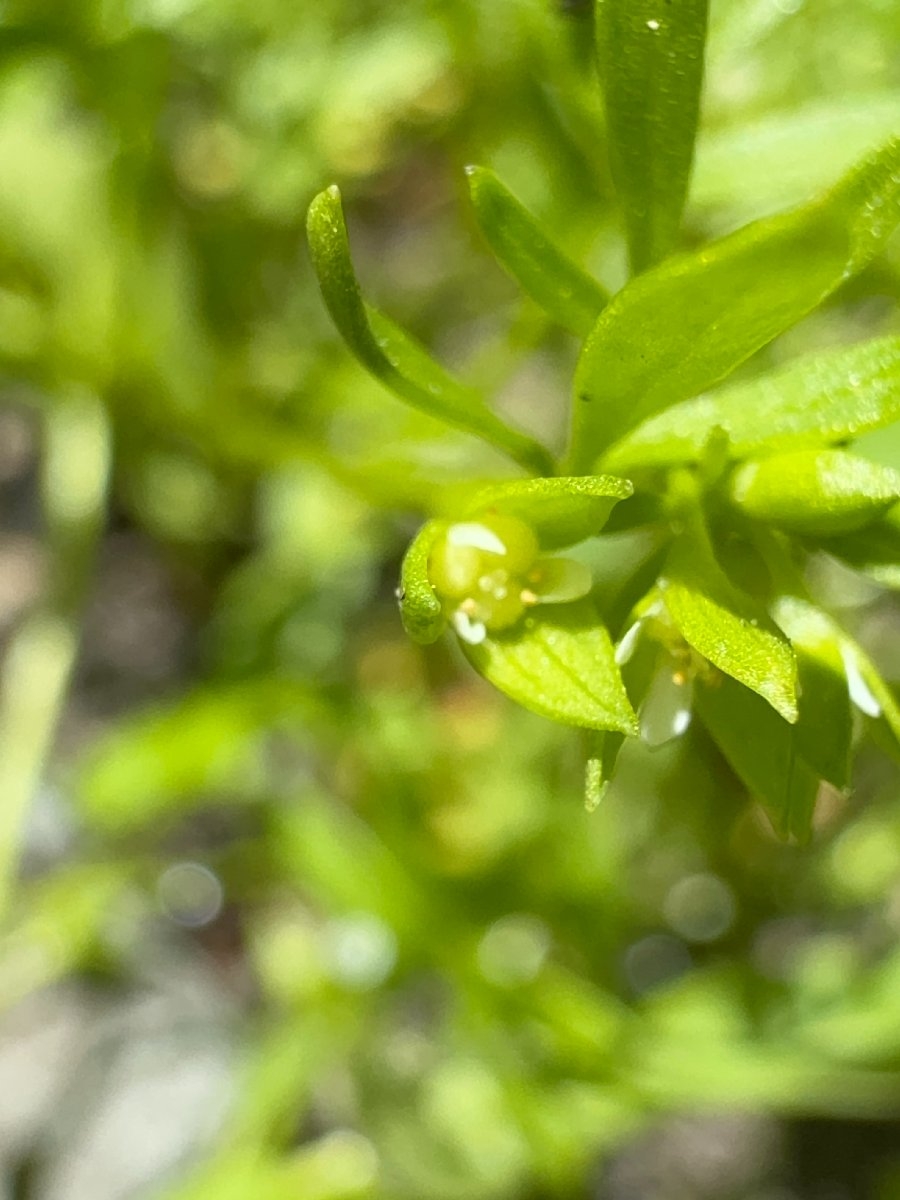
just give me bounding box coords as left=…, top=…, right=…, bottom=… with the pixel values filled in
left=595, top=0, right=709, bottom=272
left=398, top=520, right=447, bottom=645
left=836, top=632, right=900, bottom=762
left=773, top=597, right=852, bottom=790
left=603, top=335, right=900, bottom=472
left=691, top=96, right=900, bottom=227
left=661, top=520, right=798, bottom=722
left=463, top=600, right=638, bottom=734
left=77, top=682, right=319, bottom=830
left=822, top=502, right=900, bottom=589
left=730, top=449, right=900, bottom=537
left=306, top=185, right=551, bottom=474
left=465, top=166, right=608, bottom=336
left=693, top=674, right=818, bottom=842
left=568, top=138, right=900, bottom=469
left=465, top=475, right=633, bottom=550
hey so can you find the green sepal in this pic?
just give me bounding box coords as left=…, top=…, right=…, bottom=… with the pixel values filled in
left=466, top=166, right=608, bottom=336
left=398, top=519, right=447, bottom=645
left=729, top=449, right=900, bottom=537
left=462, top=599, right=639, bottom=734
left=306, top=185, right=551, bottom=474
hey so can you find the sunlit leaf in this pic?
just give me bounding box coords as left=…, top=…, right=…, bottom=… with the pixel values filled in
left=596, top=0, right=709, bottom=272
left=694, top=673, right=818, bottom=842
left=463, top=600, right=638, bottom=733
left=661, top=519, right=798, bottom=722
left=730, top=450, right=900, bottom=537
left=692, top=95, right=900, bottom=225
left=466, top=166, right=608, bottom=335
left=604, top=335, right=900, bottom=472
left=465, top=475, right=633, bottom=549
left=306, top=185, right=551, bottom=473
left=569, top=138, right=900, bottom=469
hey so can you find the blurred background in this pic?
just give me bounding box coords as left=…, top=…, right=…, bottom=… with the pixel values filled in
left=1, top=0, right=900, bottom=1197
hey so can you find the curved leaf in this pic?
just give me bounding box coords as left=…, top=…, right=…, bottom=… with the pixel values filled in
left=466, top=166, right=608, bottom=336
left=465, top=474, right=633, bottom=550
left=463, top=600, right=638, bottom=734
left=568, top=138, right=900, bottom=469
left=306, top=186, right=551, bottom=474
left=603, top=335, right=900, bottom=472
left=596, top=0, right=709, bottom=272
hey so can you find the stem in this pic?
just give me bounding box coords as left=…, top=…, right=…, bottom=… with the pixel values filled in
left=0, top=392, right=110, bottom=918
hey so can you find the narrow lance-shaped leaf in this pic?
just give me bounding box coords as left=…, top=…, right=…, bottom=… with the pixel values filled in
left=463, top=599, right=638, bottom=734
left=691, top=96, right=900, bottom=225
left=464, top=474, right=633, bottom=549
left=466, top=166, right=608, bottom=336
left=596, top=0, right=709, bottom=272
left=603, top=334, right=900, bottom=472
left=306, top=186, right=551, bottom=474
left=694, top=673, right=818, bottom=843
left=660, top=509, right=798, bottom=722
left=568, top=137, right=900, bottom=470
left=730, top=450, right=900, bottom=537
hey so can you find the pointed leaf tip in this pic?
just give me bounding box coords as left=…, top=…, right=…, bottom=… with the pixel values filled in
left=466, top=166, right=608, bottom=335
left=306, top=184, right=552, bottom=474
left=463, top=600, right=639, bottom=734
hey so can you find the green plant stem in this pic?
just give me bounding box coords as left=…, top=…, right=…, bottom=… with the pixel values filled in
left=0, top=392, right=110, bottom=918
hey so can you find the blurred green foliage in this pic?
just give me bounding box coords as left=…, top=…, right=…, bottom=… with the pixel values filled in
left=1, top=1, right=900, bottom=1198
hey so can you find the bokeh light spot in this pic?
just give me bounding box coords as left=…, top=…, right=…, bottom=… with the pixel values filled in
left=323, top=913, right=397, bottom=991
left=624, top=933, right=692, bottom=994
left=157, top=863, right=223, bottom=928
left=477, top=914, right=551, bottom=987
left=663, top=873, right=737, bottom=943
